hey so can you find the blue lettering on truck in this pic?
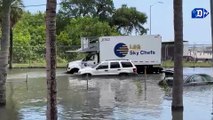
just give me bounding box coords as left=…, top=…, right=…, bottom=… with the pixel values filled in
left=140, top=50, right=155, bottom=55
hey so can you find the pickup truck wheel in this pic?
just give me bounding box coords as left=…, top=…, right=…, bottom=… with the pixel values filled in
left=119, top=73, right=128, bottom=76
left=82, top=73, right=92, bottom=77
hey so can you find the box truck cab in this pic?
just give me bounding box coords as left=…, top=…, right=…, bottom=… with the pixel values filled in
left=66, top=52, right=98, bottom=74
left=66, top=35, right=163, bottom=74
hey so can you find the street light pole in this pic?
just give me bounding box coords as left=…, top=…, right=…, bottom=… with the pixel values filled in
left=150, top=5, right=152, bottom=35
left=149, top=1, right=163, bottom=35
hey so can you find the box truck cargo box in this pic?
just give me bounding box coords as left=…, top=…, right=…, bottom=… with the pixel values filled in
left=66, top=35, right=162, bottom=74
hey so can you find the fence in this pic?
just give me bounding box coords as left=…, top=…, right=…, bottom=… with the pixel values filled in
left=11, top=43, right=213, bottom=67
left=162, top=43, right=213, bottom=62
left=11, top=45, right=82, bottom=67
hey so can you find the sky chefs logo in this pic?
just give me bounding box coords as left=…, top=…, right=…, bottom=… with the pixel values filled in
left=114, top=43, right=155, bottom=57
left=114, top=43, right=129, bottom=57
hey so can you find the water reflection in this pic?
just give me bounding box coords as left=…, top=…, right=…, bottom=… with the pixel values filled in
left=59, top=74, right=165, bottom=119
left=172, top=110, right=183, bottom=120
left=0, top=82, right=19, bottom=120
left=1, top=68, right=213, bottom=119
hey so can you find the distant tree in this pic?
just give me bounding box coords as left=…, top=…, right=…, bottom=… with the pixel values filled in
left=58, top=17, right=118, bottom=45
left=13, top=12, right=46, bottom=63
left=94, top=0, right=114, bottom=22
left=59, top=0, right=114, bottom=20
left=45, top=0, right=57, bottom=119
left=59, top=0, right=95, bottom=17
left=112, top=4, right=147, bottom=35
left=57, top=17, right=118, bottom=60
left=56, top=12, right=70, bottom=35
left=172, top=0, right=184, bottom=111
left=57, top=0, right=114, bottom=35
left=56, top=0, right=91, bottom=35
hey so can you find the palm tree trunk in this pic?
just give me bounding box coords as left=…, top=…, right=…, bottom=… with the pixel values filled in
left=0, top=0, right=11, bottom=106
left=46, top=0, right=57, bottom=119
left=172, top=0, right=184, bottom=111
left=9, top=27, right=13, bottom=69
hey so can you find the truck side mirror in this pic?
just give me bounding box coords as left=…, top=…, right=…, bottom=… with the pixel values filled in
left=84, top=63, right=87, bottom=66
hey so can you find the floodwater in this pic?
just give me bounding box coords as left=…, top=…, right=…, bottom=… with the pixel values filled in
left=0, top=68, right=213, bottom=120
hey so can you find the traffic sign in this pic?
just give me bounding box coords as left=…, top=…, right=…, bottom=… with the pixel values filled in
left=192, top=8, right=209, bottom=19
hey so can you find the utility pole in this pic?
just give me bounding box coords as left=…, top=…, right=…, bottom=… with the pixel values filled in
left=210, top=0, right=213, bottom=115
left=211, top=0, right=213, bottom=67
left=149, top=5, right=152, bottom=35
left=149, top=1, right=163, bottom=35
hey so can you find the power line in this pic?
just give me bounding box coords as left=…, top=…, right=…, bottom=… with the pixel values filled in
left=23, top=4, right=46, bottom=7
left=23, top=3, right=61, bottom=8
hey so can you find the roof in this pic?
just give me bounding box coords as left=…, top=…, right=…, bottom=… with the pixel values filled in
left=66, top=48, right=98, bottom=53
left=104, top=59, right=130, bottom=61
left=66, top=48, right=83, bottom=53
left=162, top=40, right=188, bottom=44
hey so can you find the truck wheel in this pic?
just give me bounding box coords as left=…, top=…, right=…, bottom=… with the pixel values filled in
left=68, top=68, right=79, bottom=74
left=153, top=67, right=163, bottom=74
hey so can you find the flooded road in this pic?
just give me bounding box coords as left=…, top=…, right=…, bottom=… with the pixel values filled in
left=1, top=68, right=213, bottom=120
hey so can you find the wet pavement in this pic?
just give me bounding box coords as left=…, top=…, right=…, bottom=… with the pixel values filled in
left=0, top=68, right=213, bottom=120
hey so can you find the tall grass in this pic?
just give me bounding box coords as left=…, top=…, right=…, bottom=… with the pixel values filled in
left=162, top=60, right=212, bottom=68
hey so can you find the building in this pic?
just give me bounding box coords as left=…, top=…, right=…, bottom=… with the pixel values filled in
left=161, top=40, right=189, bottom=61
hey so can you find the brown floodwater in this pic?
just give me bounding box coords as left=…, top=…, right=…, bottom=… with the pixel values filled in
left=0, top=68, right=213, bottom=120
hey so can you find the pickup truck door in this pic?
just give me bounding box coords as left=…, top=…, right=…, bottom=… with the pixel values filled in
left=93, top=62, right=109, bottom=75
left=108, top=62, right=121, bottom=75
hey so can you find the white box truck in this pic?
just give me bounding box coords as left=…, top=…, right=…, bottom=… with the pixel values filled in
left=66, top=35, right=162, bottom=74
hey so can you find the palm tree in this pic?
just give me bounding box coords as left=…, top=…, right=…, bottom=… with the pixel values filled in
left=95, top=0, right=114, bottom=22
left=0, top=0, right=12, bottom=105
left=112, top=4, right=147, bottom=35
left=9, top=0, right=24, bottom=69
left=46, top=0, right=57, bottom=119
left=172, top=0, right=184, bottom=111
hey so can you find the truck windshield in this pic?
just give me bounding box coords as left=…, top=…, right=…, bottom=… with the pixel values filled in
left=83, top=54, right=94, bottom=61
